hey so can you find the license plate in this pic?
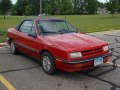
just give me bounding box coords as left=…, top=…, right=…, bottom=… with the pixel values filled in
left=94, top=57, right=103, bottom=66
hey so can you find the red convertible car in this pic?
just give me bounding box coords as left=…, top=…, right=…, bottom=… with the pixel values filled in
left=7, top=18, right=112, bottom=75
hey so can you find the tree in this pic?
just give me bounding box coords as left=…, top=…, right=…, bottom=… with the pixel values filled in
left=31, top=0, right=40, bottom=16
left=73, top=0, right=98, bottom=14
left=25, top=5, right=32, bottom=16
left=43, top=0, right=51, bottom=14
left=9, top=4, right=17, bottom=15
left=12, top=0, right=102, bottom=15
left=84, top=0, right=98, bottom=14
left=0, top=0, right=11, bottom=19
left=73, top=0, right=86, bottom=14
left=116, top=0, right=120, bottom=13
left=105, top=0, right=118, bottom=17
left=98, top=2, right=105, bottom=9
left=60, top=0, right=73, bottom=18
left=16, top=0, right=29, bottom=16
left=15, top=0, right=24, bottom=15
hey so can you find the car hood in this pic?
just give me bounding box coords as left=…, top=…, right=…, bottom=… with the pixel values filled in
left=44, top=33, right=107, bottom=51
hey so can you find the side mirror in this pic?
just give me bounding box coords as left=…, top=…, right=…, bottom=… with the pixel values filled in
left=76, top=29, right=79, bottom=33
left=28, top=33, right=37, bottom=38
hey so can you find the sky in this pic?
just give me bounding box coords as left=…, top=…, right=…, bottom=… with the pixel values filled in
left=11, top=0, right=17, bottom=4
left=11, top=0, right=107, bottom=4
left=98, top=0, right=107, bottom=3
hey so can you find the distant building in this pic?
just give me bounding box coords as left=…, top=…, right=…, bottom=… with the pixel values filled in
left=97, top=7, right=110, bottom=14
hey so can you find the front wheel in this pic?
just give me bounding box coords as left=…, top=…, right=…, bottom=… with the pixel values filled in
left=10, top=40, right=18, bottom=55
left=41, top=52, right=56, bottom=75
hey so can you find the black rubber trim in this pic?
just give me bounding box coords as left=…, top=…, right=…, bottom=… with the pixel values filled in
left=15, top=41, right=39, bottom=53
left=62, top=51, right=112, bottom=64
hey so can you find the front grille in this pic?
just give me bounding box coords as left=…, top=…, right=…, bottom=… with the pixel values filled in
left=81, top=47, right=103, bottom=57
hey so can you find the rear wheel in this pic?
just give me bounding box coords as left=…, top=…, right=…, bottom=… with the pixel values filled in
left=41, top=52, right=56, bottom=75
left=10, top=40, right=18, bottom=55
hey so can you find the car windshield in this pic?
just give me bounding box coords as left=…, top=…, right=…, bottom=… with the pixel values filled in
left=37, top=20, right=77, bottom=35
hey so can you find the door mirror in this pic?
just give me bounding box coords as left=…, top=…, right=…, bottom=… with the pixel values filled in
left=76, top=29, right=79, bottom=33
left=28, top=33, right=37, bottom=38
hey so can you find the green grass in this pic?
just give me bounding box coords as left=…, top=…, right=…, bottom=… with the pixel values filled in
left=0, top=14, right=120, bottom=42
left=0, top=16, right=27, bottom=43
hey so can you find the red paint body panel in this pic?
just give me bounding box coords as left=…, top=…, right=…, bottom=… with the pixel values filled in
left=7, top=18, right=112, bottom=72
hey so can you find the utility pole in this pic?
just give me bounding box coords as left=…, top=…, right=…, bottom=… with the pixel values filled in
left=40, top=0, right=42, bottom=16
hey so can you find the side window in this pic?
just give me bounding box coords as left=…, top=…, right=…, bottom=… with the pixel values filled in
left=19, top=21, right=35, bottom=35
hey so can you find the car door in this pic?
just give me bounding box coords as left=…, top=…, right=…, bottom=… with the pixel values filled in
left=16, top=20, right=40, bottom=59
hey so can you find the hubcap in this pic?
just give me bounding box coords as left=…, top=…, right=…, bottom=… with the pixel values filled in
left=42, top=56, right=51, bottom=71
left=10, top=42, right=15, bottom=53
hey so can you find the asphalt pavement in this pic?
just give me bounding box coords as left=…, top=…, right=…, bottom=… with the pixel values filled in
left=0, top=31, right=120, bottom=90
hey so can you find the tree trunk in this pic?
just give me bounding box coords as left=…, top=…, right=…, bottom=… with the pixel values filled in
left=22, top=10, right=24, bottom=16
left=112, top=13, right=114, bottom=18
left=65, top=12, right=67, bottom=19
left=3, top=14, right=5, bottom=19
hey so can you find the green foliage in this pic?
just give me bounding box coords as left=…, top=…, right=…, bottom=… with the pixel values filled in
left=0, top=0, right=11, bottom=19
left=73, top=0, right=85, bottom=14
left=116, top=0, right=120, bottom=13
left=25, top=5, right=32, bottom=16
left=31, top=0, right=40, bottom=15
left=15, top=0, right=28, bottom=15
left=73, top=0, right=98, bottom=14
left=9, top=4, right=17, bottom=15
left=11, top=0, right=98, bottom=15
left=0, top=0, right=120, bottom=16
left=98, top=2, right=105, bottom=9
left=9, top=0, right=120, bottom=15
left=84, top=0, right=98, bottom=14
left=105, top=0, right=120, bottom=17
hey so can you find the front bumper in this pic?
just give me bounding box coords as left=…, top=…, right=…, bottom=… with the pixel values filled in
left=55, top=51, right=112, bottom=72
left=62, top=51, right=112, bottom=64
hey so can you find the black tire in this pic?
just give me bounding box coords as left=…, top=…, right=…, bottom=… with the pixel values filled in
left=10, top=40, right=19, bottom=55
left=41, top=52, right=56, bottom=75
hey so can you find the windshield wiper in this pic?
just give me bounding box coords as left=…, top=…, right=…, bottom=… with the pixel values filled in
left=58, top=30, right=69, bottom=34
left=68, top=31, right=77, bottom=33
left=58, top=30, right=77, bottom=34
left=42, top=31, right=58, bottom=34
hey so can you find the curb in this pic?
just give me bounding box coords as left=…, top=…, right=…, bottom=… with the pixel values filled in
left=0, top=42, right=9, bottom=47
left=87, top=30, right=120, bottom=35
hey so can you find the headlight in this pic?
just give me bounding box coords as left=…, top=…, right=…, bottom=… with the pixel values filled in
left=103, top=46, right=109, bottom=51
left=70, top=52, right=82, bottom=58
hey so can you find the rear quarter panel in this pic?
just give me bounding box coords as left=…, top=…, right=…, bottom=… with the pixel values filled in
left=7, top=28, right=18, bottom=44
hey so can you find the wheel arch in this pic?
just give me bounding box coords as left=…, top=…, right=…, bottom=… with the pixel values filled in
left=8, top=38, right=12, bottom=44
left=40, top=49, right=55, bottom=59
